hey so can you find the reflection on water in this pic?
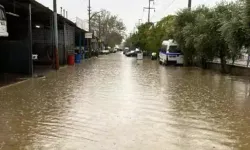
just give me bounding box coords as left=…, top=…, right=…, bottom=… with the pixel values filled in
left=1, top=53, right=250, bottom=149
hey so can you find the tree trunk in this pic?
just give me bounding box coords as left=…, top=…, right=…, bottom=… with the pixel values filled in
left=247, top=47, right=250, bottom=67
left=183, top=51, right=192, bottom=66
left=220, top=50, right=227, bottom=73
left=232, top=56, right=235, bottom=65
left=184, top=55, right=189, bottom=66
left=201, top=57, right=207, bottom=69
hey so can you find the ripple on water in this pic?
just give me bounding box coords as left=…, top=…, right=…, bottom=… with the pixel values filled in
left=1, top=54, right=250, bottom=149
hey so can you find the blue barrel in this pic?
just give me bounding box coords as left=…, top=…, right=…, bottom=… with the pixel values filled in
left=75, top=54, right=81, bottom=63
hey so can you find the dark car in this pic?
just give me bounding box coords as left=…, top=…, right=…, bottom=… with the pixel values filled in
left=125, top=50, right=135, bottom=57
left=123, top=47, right=130, bottom=54
left=126, top=49, right=142, bottom=57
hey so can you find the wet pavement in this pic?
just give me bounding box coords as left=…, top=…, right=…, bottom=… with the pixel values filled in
left=1, top=53, right=250, bottom=150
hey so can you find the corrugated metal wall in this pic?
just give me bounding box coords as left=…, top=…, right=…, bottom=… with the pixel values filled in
left=32, top=22, right=75, bottom=65
left=65, top=23, right=75, bottom=50
left=32, top=28, right=53, bottom=65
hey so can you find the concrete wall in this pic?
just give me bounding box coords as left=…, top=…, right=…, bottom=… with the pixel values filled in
left=207, top=62, right=250, bottom=76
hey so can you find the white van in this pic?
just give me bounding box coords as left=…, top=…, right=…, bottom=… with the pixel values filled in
left=0, top=5, right=8, bottom=37
left=159, top=39, right=183, bottom=65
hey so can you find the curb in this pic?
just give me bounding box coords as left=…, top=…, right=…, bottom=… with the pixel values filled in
left=0, top=65, right=70, bottom=90
left=0, top=79, right=29, bottom=90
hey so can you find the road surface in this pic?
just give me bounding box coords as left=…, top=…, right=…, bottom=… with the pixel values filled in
left=1, top=53, right=250, bottom=150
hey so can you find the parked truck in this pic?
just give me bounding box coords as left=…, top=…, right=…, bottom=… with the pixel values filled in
left=0, top=4, right=8, bottom=37
left=159, top=39, right=183, bottom=65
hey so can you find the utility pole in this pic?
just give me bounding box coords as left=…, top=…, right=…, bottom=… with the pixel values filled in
left=88, top=0, right=92, bottom=55
left=144, top=0, right=155, bottom=23
left=53, top=0, right=59, bottom=70
left=188, top=0, right=192, bottom=9
left=98, top=15, right=101, bottom=49
left=28, top=3, right=33, bottom=76
left=88, top=0, right=91, bottom=33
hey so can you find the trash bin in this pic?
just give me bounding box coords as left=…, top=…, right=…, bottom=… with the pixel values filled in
left=75, top=53, right=81, bottom=63
left=137, top=52, right=143, bottom=60
left=68, top=54, right=75, bottom=65
left=151, top=52, right=157, bottom=60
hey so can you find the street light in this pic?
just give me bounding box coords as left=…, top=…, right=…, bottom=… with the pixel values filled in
left=88, top=10, right=101, bottom=54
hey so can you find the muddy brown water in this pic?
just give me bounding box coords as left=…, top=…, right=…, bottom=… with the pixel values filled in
left=1, top=53, right=250, bottom=150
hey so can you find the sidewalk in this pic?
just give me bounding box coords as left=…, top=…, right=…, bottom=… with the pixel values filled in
left=0, top=73, right=28, bottom=88
left=0, top=65, right=69, bottom=88
left=213, top=59, right=249, bottom=68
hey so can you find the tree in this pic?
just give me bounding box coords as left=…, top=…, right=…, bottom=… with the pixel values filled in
left=219, top=1, right=245, bottom=65
left=125, top=0, right=250, bottom=73
left=243, top=0, right=250, bottom=66
left=173, top=2, right=243, bottom=72
left=124, top=16, right=175, bottom=54
left=147, top=15, right=175, bottom=53
left=174, top=9, right=197, bottom=65
left=90, top=9, right=126, bottom=47
left=183, top=6, right=217, bottom=68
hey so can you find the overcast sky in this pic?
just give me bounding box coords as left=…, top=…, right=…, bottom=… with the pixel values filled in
left=36, top=0, right=234, bottom=33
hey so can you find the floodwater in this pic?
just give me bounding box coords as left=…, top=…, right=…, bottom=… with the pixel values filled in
left=1, top=53, right=250, bottom=150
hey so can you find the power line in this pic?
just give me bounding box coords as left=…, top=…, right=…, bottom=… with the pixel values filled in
left=139, top=10, right=145, bottom=24
left=150, top=0, right=177, bottom=22
left=143, top=0, right=155, bottom=23
left=150, top=0, right=163, bottom=22
left=141, top=11, right=145, bottom=23
left=165, top=0, right=177, bottom=11
left=150, top=0, right=193, bottom=23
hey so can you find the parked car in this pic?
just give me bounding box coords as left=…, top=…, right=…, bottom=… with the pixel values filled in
left=125, top=48, right=142, bottom=57
left=123, top=47, right=130, bottom=54
left=101, top=49, right=110, bottom=55
left=125, top=50, right=135, bottom=57
left=110, top=48, right=117, bottom=53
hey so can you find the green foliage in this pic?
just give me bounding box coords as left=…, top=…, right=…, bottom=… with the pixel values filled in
left=125, top=16, right=175, bottom=53
left=174, top=8, right=197, bottom=65
left=125, top=0, right=250, bottom=72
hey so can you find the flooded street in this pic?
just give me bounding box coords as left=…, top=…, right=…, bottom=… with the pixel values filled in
left=1, top=53, right=250, bottom=150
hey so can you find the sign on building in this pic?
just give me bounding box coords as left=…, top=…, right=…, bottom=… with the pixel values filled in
left=85, top=33, right=93, bottom=39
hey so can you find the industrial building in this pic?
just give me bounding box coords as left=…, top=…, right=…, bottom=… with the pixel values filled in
left=0, top=0, right=99, bottom=85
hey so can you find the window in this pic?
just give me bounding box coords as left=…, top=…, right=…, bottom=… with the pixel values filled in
left=0, top=8, right=6, bottom=20
left=168, top=46, right=178, bottom=53
left=160, top=45, right=167, bottom=53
